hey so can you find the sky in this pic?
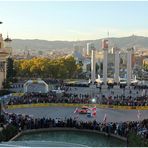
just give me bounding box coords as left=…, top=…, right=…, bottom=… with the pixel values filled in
left=0, top=1, right=148, bottom=41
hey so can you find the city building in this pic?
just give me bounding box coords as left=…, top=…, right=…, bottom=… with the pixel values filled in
left=0, top=34, right=12, bottom=89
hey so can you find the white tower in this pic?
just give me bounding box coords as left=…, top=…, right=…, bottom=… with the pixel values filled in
left=87, top=43, right=91, bottom=56
left=91, top=43, right=96, bottom=85
left=114, top=47, right=120, bottom=84
left=102, top=39, right=108, bottom=85
left=127, top=48, right=133, bottom=86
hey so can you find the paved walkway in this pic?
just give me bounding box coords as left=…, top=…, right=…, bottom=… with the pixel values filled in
left=7, top=107, right=148, bottom=122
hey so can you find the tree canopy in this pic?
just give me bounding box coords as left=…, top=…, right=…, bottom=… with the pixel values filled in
left=143, top=63, right=148, bottom=71
left=14, top=56, right=82, bottom=79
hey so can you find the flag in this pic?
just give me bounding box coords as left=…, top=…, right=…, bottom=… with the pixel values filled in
left=137, top=110, right=141, bottom=120
left=92, top=106, right=97, bottom=111
left=74, top=107, right=78, bottom=114
left=141, top=90, right=145, bottom=96
left=76, top=114, right=79, bottom=118
left=103, top=113, right=107, bottom=123
left=74, top=114, right=79, bottom=120
left=92, top=111, right=96, bottom=117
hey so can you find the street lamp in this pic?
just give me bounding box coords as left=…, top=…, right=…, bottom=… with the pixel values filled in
left=92, top=98, right=96, bottom=103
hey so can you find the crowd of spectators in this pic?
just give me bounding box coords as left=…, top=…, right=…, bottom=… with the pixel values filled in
left=5, top=78, right=148, bottom=107
left=64, top=83, right=89, bottom=87
left=6, top=90, right=148, bottom=107
left=0, top=109, right=148, bottom=140
left=44, top=79, right=64, bottom=85
left=6, top=92, right=91, bottom=105
left=97, top=95, right=148, bottom=106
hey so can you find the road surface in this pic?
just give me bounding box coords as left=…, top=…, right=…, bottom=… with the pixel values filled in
left=6, top=106, right=148, bottom=122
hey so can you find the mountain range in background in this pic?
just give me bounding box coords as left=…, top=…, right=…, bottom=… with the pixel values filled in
left=11, top=35, right=148, bottom=52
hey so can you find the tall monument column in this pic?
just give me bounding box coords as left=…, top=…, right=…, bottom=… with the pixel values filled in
left=86, top=43, right=91, bottom=56
left=114, top=47, right=120, bottom=84
left=102, top=39, right=108, bottom=85
left=91, top=43, right=96, bottom=85
left=127, top=48, right=132, bottom=86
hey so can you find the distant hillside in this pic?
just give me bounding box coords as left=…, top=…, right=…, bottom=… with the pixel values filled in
left=12, top=35, right=148, bottom=51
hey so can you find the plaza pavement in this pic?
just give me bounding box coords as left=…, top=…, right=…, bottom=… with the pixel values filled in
left=6, top=106, right=148, bottom=122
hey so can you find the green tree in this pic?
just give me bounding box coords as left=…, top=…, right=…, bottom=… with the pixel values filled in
left=14, top=56, right=83, bottom=79
left=63, top=56, right=77, bottom=78
left=6, top=57, right=14, bottom=81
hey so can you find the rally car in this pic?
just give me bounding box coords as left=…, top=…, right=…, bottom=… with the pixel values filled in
left=77, top=106, right=90, bottom=114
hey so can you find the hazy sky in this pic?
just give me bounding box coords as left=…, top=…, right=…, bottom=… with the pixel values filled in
left=0, top=1, right=148, bottom=41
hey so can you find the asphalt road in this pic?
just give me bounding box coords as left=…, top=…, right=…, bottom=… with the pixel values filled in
left=7, top=107, right=148, bottom=122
